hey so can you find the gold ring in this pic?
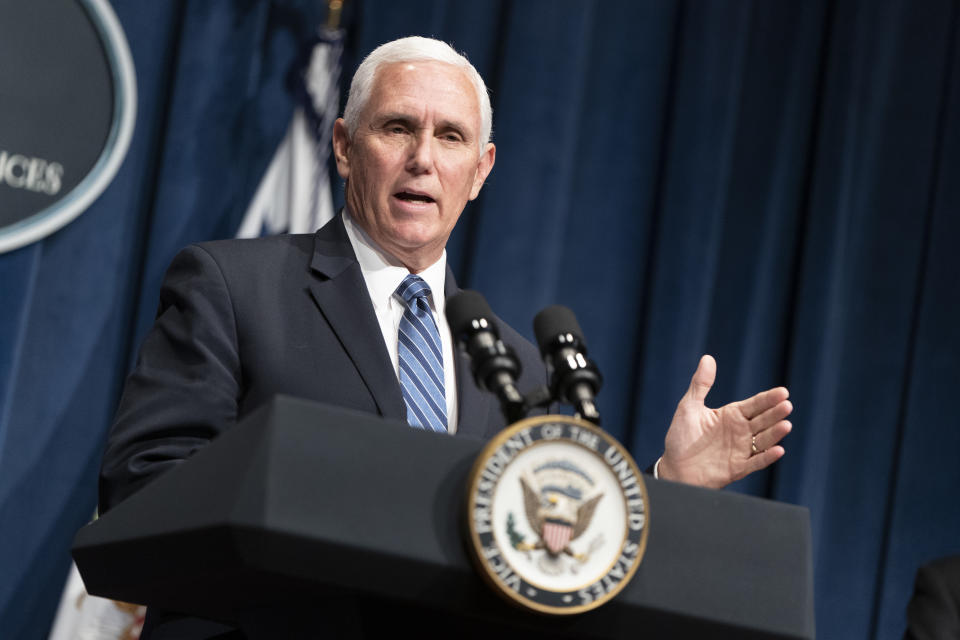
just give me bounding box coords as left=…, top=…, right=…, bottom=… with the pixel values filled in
left=751, top=435, right=759, bottom=455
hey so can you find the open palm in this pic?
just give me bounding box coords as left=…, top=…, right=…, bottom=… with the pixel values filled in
left=658, top=355, right=793, bottom=489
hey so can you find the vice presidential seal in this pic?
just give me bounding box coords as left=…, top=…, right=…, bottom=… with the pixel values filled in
left=465, top=415, right=649, bottom=615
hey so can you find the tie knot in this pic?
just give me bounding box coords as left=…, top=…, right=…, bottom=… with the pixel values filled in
left=396, top=274, right=432, bottom=305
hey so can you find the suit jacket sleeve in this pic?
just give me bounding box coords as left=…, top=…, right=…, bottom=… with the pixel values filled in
left=905, top=555, right=960, bottom=640
left=99, top=244, right=242, bottom=513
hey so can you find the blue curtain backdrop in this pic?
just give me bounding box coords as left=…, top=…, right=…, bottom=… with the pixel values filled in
left=0, top=1, right=957, bottom=638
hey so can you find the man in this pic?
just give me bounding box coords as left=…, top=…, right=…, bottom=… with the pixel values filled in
left=100, top=36, right=792, bottom=637
left=905, top=555, right=960, bottom=640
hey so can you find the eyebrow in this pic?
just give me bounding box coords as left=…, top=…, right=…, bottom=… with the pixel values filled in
left=375, top=112, right=473, bottom=140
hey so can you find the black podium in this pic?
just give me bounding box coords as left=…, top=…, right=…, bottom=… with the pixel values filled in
left=74, top=396, right=814, bottom=639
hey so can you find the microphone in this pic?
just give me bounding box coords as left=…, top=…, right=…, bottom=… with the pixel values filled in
left=533, top=305, right=603, bottom=425
left=445, top=291, right=526, bottom=423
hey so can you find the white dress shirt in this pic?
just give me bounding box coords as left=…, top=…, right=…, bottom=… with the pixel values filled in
left=341, top=210, right=459, bottom=433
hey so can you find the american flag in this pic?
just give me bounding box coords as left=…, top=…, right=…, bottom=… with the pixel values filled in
left=236, top=27, right=343, bottom=238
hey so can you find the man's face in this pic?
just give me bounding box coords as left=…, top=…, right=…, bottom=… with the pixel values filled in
left=333, top=60, right=495, bottom=271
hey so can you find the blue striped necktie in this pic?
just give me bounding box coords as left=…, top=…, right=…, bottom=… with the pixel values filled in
left=396, top=275, right=447, bottom=433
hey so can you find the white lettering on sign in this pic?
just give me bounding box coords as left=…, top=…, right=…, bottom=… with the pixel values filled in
left=0, top=150, right=64, bottom=195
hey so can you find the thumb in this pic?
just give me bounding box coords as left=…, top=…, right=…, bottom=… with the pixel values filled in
left=686, top=354, right=716, bottom=404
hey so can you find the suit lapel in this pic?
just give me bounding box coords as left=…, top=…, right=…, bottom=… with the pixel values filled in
left=305, top=214, right=500, bottom=437
left=306, top=215, right=407, bottom=422
left=444, top=271, right=499, bottom=439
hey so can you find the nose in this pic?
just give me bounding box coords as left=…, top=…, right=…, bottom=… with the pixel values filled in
left=405, top=132, right=434, bottom=174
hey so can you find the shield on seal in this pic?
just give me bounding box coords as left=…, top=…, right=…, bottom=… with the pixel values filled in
left=542, top=520, right=573, bottom=554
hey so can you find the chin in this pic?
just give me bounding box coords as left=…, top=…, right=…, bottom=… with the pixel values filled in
left=389, top=220, right=441, bottom=245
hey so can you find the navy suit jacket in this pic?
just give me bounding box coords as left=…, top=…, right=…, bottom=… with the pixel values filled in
left=100, top=213, right=545, bottom=513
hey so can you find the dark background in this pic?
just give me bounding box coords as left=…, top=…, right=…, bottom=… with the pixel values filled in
left=0, top=1, right=957, bottom=638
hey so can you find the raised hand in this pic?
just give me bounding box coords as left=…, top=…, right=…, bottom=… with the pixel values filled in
left=657, top=355, right=793, bottom=489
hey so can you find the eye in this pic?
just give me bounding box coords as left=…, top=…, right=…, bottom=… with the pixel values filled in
left=380, top=119, right=412, bottom=135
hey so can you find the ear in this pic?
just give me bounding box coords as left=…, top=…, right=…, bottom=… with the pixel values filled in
left=332, top=118, right=352, bottom=179
left=468, top=142, right=496, bottom=200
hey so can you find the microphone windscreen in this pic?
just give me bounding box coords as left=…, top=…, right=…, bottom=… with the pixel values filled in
left=533, top=305, right=585, bottom=352
left=445, top=290, right=496, bottom=337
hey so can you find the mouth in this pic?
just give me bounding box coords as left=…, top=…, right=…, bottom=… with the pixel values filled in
left=393, top=190, right=436, bottom=205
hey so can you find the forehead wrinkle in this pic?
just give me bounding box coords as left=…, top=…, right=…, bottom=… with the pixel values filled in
left=363, top=62, right=485, bottom=151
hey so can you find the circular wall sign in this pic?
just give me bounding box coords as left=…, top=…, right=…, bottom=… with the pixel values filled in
left=0, top=0, right=136, bottom=253
left=465, top=415, right=650, bottom=615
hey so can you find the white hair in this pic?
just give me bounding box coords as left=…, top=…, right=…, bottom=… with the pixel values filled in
left=342, top=36, right=493, bottom=148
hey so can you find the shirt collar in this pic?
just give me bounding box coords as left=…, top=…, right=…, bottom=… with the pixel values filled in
left=342, top=209, right=448, bottom=313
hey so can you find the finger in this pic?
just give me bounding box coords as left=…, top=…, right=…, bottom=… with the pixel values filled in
left=742, top=445, right=786, bottom=476
left=750, top=399, right=793, bottom=434
left=686, top=354, right=716, bottom=403
left=738, top=386, right=789, bottom=420
left=752, top=420, right=792, bottom=452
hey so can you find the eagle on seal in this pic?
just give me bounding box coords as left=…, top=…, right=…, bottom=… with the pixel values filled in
left=517, top=460, right=604, bottom=559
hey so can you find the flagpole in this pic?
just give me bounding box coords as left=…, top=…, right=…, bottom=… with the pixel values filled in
left=326, top=0, right=343, bottom=31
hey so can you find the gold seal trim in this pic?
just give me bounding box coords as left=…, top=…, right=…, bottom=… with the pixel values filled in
left=464, top=415, right=650, bottom=615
